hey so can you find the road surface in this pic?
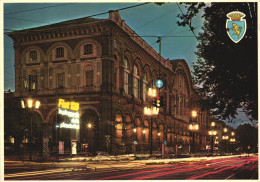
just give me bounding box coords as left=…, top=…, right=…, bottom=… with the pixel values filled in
left=4, top=156, right=258, bottom=180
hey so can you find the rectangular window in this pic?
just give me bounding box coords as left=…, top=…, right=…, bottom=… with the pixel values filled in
left=133, top=77, right=139, bottom=98
left=29, top=51, right=37, bottom=61
left=56, top=47, right=64, bottom=58
left=143, top=82, right=148, bottom=101
left=124, top=72, right=129, bottom=94
left=57, top=73, right=65, bottom=88
left=86, top=70, right=93, bottom=87
left=84, top=44, right=93, bottom=55
left=29, top=75, right=37, bottom=90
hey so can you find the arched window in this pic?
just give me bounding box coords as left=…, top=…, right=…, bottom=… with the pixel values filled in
left=84, top=44, right=93, bottom=55
left=115, top=113, right=123, bottom=144
left=143, top=71, right=149, bottom=101
left=56, top=47, right=64, bottom=58
left=133, top=64, right=140, bottom=98
left=29, top=50, right=37, bottom=61
left=80, top=42, right=97, bottom=58
left=85, top=65, right=93, bottom=87
left=124, top=57, right=130, bottom=94
left=26, top=49, right=40, bottom=63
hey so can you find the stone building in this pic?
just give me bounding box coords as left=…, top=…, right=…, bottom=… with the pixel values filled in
left=8, top=10, right=210, bottom=156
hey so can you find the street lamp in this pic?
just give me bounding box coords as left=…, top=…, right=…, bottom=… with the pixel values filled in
left=144, top=106, right=159, bottom=156
left=189, top=123, right=199, bottom=154
left=191, top=110, right=197, bottom=119
left=148, top=88, right=157, bottom=97
left=230, top=132, right=235, bottom=154
left=208, top=130, right=217, bottom=154
left=87, top=123, right=93, bottom=129
left=189, top=110, right=199, bottom=154
left=21, top=98, right=41, bottom=161
left=222, top=127, right=229, bottom=155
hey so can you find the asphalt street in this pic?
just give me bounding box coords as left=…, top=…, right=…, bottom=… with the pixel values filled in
left=4, top=155, right=258, bottom=180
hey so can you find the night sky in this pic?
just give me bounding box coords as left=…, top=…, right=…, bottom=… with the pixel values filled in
left=3, top=2, right=256, bottom=128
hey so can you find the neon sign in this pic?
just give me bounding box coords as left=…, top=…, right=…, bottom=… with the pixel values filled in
left=59, top=122, right=79, bottom=129
left=58, top=108, right=79, bottom=119
left=58, top=99, right=79, bottom=111
left=57, top=99, right=80, bottom=129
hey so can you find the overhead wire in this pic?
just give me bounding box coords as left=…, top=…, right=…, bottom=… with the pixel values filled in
left=176, top=3, right=199, bottom=42
left=4, top=3, right=150, bottom=34
left=5, top=17, right=48, bottom=23
left=4, top=3, right=77, bottom=15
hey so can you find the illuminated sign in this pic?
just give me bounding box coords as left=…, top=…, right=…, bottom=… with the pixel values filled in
left=58, top=108, right=79, bottom=119
left=58, top=99, right=79, bottom=111
left=59, top=122, right=79, bottom=129
left=57, top=99, right=80, bottom=129
left=155, top=79, right=164, bottom=89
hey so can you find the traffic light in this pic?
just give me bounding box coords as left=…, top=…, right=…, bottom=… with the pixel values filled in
left=152, top=97, right=157, bottom=107
left=152, top=96, right=165, bottom=108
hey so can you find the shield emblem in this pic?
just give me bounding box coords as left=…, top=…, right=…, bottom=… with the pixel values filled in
left=226, top=11, right=247, bottom=43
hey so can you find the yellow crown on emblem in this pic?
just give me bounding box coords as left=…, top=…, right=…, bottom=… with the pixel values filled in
left=227, top=11, right=245, bottom=20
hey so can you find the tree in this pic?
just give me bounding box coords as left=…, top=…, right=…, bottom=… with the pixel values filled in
left=237, top=124, right=258, bottom=153
left=177, top=3, right=258, bottom=120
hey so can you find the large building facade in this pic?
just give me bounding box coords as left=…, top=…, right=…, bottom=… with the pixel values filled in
left=8, top=11, right=210, bottom=156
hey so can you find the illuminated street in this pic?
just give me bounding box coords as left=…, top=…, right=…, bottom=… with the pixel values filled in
left=5, top=155, right=258, bottom=180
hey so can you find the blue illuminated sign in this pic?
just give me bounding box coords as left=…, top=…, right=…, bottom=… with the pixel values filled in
left=155, top=79, right=164, bottom=89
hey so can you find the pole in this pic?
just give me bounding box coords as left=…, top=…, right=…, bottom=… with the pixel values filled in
left=211, top=136, right=214, bottom=154
left=30, top=115, right=32, bottom=161
left=225, top=140, right=226, bottom=155
left=150, top=117, right=153, bottom=156
left=192, top=131, right=195, bottom=154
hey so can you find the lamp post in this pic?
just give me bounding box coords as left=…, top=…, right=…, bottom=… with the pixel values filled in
left=230, top=132, right=235, bottom=154
left=222, top=127, right=229, bottom=155
left=144, top=106, right=159, bottom=156
left=189, top=110, right=199, bottom=154
left=157, top=132, right=161, bottom=151
left=208, top=121, right=217, bottom=155
left=21, top=98, right=41, bottom=161
left=208, top=130, right=217, bottom=154
left=132, top=128, right=137, bottom=153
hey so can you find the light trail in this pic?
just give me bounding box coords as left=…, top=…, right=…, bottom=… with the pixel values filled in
left=188, top=157, right=258, bottom=180
left=5, top=168, right=68, bottom=178
left=99, top=157, right=237, bottom=180
left=131, top=157, right=253, bottom=180
left=98, top=163, right=196, bottom=180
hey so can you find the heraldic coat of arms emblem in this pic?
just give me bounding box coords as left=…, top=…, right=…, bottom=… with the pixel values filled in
left=226, top=11, right=247, bottom=43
